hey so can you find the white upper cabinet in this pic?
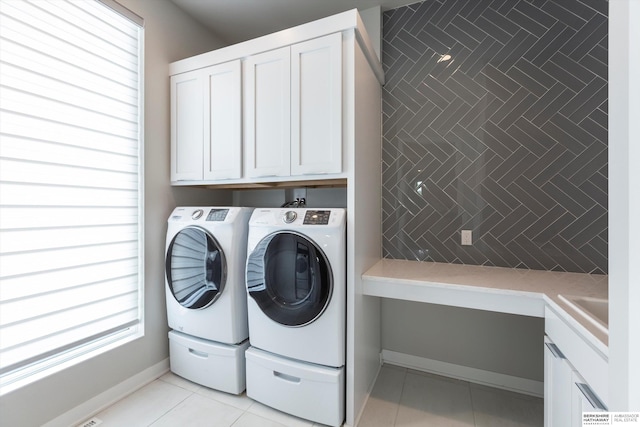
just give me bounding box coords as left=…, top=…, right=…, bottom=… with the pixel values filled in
left=291, top=32, right=342, bottom=175
left=170, top=60, right=242, bottom=182
left=204, top=61, right=242, bottom=180
left=168, top=9, right=381, bottom=187
left=245, top=33, right=343, bottom=180
left=171, top=70, right=203, bottom=181
left=244, top=47, right=291, bottom=178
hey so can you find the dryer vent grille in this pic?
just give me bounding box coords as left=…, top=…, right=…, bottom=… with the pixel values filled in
left=77, top=418, right=102, bottom=427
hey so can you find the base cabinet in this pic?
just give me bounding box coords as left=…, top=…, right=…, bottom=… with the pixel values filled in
left=544, top=329, right=608, bottom=427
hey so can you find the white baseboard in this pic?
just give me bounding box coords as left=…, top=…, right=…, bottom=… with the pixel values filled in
left=381, top=350, right=543, bottom=398
left=43, top=358, right=170, bottom=427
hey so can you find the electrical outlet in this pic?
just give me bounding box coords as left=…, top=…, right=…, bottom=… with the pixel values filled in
left=461, top=230, right=472, bottom=246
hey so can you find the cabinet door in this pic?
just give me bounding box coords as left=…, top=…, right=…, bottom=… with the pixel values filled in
left=244, top=47, right=291, bottom=178
left=171, top=70, right=203, bottom=181
left=544, top=338, right=572, bottom=427
left=203, top=61, right=242, bottom=180
left=291, top=32, right=342, bottom=175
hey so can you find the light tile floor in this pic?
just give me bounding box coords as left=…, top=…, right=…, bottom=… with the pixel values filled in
left=359, top=365, right=543, bottom=427
left=89, top=371, right=325, bottom=427
left=86, top=365, right=543, bottom=427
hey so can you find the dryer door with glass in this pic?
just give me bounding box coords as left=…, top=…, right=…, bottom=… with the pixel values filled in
left=166, top=226, right=226, bottom=309
left=246, top=231, right=333, bottom=327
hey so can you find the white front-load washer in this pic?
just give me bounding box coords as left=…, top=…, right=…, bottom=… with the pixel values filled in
left=244, top=208, right=346, bottom=426
left=165, top=206, right=252, bottom=393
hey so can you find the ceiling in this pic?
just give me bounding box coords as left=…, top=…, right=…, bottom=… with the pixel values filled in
left=169, top=0, right=419, bottom=45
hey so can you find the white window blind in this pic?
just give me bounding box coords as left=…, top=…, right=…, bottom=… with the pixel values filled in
left=0, top=0, right=143, bottom=392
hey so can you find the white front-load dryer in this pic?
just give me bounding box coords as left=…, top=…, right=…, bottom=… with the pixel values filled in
left=165, top=206, right=251, bottom=344
left=165, top=206, right=252, bottom=394
left=244, top=208, right=346, bottom=426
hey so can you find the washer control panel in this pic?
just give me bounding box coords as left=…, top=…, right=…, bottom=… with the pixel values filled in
left=303, top=210, right=331, bottom=225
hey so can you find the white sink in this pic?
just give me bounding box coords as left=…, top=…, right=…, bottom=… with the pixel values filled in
left=558, top=294, right=608, bottom=334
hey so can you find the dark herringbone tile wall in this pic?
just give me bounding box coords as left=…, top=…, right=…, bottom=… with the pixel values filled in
left=382, top=0, right=607, bottom=274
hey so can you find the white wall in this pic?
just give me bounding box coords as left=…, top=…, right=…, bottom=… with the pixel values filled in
left=0, top=1, right=229, bottom=425
left=381, top=301, right=544, bottom=381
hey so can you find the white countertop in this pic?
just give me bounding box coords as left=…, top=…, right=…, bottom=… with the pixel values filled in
left=362, top=259, right=609, bottom=352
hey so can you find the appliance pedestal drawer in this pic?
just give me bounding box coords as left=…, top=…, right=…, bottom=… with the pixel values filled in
left=245, top=346, right=344, bottom=426
left=169, top=330, right=249, bottom=394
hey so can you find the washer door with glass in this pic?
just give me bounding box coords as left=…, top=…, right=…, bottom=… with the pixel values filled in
left=166, top=226, right=226, bottom=310
left=246, top=231, right=332, bottom=327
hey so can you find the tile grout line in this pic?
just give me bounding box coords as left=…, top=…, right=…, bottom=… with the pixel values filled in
left=392, top=367, right=409, bottom=427
left=468, top=381, right=478, bottom=427
left=147, top=379, right=195, bottom=427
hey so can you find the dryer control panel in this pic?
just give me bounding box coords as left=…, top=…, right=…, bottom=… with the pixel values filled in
left=206, top=209, right=229, bottom=221
left=303, top=210, right=331, bottom=225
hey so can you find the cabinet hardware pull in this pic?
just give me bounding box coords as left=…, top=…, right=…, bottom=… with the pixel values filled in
left=188, top=348, right=208, bottom=358
left=273, top=371, right=301, bottom=383
left=545, top=342, right=566, bottom=359
left=575, top=382, right=607, bottom=411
